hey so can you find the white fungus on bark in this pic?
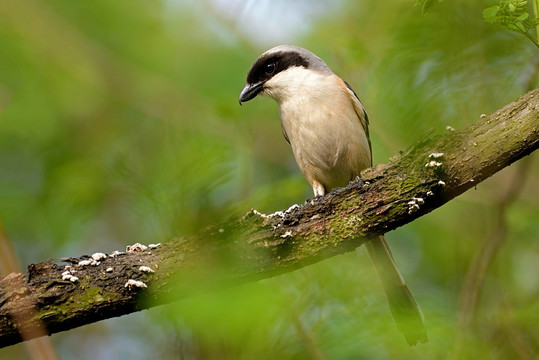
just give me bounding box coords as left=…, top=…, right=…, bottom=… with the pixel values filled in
left=125, top=279, right=147, bottom=289
left=78, top=260, right=92, bottom=266
left=139, top=266, right=155, bottom=273
left=126, top=243, right=148, bottom=252
left=91, top=252, right=107, bottom=261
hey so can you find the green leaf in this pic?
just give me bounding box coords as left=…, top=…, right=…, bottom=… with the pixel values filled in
left=516, top=13, right=530, bottom=21
left=483, top=6, right=501, bottom=23
left=415, top=0, right=443, bottom=14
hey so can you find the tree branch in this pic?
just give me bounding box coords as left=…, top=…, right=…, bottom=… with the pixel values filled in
left=1, top=88, right=538, bottom=348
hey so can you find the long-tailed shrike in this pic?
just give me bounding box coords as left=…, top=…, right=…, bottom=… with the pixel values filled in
left=239, top=45, right=427, bottom=345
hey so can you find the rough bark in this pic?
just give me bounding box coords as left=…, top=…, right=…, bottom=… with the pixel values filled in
left=0, top=88, right=538, bottom=348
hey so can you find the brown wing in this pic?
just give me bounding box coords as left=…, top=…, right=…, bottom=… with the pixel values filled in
left=343, top=80, right=372, bottom=163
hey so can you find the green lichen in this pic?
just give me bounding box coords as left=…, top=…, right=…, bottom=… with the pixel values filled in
left=37, top=283, right=123, bottom=323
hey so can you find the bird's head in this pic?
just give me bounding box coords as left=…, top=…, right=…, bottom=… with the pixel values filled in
left=239, top=45, right=333, bottom=105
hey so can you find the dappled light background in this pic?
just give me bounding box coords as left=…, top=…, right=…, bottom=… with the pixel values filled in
left=0, top=0, right=538, bottom=359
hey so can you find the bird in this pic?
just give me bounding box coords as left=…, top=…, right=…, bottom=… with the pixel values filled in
left=239, top=45, right=427, bottom=345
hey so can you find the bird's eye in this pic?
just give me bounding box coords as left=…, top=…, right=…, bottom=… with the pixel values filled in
left=264, top=62, right=276, bottom=75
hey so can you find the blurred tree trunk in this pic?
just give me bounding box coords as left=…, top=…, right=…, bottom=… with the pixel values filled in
left=1, top=221, right=58, bottom=359
left=0, top=88, right=537, bottom=349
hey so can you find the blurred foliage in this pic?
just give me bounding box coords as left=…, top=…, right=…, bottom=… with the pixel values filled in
left=0, top=0, right=538, bottom=359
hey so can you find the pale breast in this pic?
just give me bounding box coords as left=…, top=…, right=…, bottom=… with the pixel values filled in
left=277, top=74, right=371, bottom=192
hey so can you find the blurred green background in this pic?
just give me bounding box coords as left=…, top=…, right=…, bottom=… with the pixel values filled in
left=0, top=0, right=538, bottom=359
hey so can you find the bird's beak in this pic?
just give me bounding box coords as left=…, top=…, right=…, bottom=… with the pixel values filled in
left=239, top=82, right=264, bottom=105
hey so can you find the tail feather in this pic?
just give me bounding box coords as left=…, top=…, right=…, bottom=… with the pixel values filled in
left=365, top=235, right=428, bottom=345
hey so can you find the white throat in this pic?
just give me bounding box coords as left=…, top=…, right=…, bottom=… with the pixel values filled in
left=262, top=67, right=333, bottom=105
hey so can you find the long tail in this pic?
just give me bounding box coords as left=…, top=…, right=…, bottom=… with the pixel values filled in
left=365, top=235, right=428, bottom=345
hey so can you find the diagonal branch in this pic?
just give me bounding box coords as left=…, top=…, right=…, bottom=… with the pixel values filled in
left=1, top=88, right=538, bottom=348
